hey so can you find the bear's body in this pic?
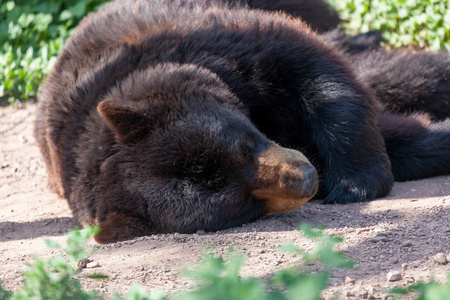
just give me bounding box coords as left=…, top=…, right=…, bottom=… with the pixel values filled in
left=322, top=28, right=450, bottom=121
left=350, top=51, right=450, bottom=121
left=218, top=0, right=341, bottom=32
left=35, top=0, right=450, bottom=243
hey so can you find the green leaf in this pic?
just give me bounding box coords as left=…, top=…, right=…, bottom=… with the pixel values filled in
left=0, top=282, right=12, bottom=300
left=72, top=2, right=88, bottom=18
left=44, top=239, right=61, bottom=249
left=317, top=246, right=354, bottom=268
left=279, top=243, right=301, bottom=254
left=390, top=286, right=408, bottom=294
left=298, top=223, right=325, bottom=238
left=286, top=273, right=329, bottom=300
left=6, top=1, right=15, bottom=12
left=60, top=10, right=73, bottom=22
left=87, top=274, right=109, bottom=280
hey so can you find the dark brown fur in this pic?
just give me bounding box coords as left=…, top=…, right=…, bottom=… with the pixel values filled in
left=170, top=0, right=341, bottom=32
left=35, top=0, right=449, bottom=243
left=245, top=0, right=340, bottom=32
left=322, top=28, right=450, bottom=121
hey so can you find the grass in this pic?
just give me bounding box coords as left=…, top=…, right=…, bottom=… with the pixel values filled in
left=327, top=0, right=450, bottom=50
left=2, top=0, right=449, bottom=104
left=0, top=0, right=111, bottom=105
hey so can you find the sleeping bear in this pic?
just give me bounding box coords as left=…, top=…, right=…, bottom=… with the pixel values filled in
left=210, top=0, right=341, bottom=33
left=322, top=28, right=450, bottom=121
left=187, top=0, right=450, bottom=121
left=35, top=0, right=450, bottom=243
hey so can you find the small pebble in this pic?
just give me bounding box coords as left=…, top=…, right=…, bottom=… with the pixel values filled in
left=77, top=258, right=92, bottom=269
left=412, top=260, right=421, bottom=268
left=345, top=276, right=355, bottom=285
left=387, top=271, right=402, bottom=282
left=18, top=135, right=28, bottom=143
left=359, top=290, right=369, bottom=299
left=402, top=241, right=413, bottom=247
left=370, top=236, right=388, bottom=243
left=196, top=229, right=206, bottom=235
left=401, top=263, right=408, bottom=271
left=404, top=276, right=415, bottom=284
left=345, top=291, right=355, bottom=297
left=87, top=261, right=101, bottom=268
left=433, top=253, right=447, bottom=265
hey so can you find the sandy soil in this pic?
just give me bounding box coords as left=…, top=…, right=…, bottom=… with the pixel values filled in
left=1, top=102, right=449, bottom=299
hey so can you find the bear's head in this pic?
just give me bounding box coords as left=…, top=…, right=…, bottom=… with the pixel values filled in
left=94, top=64, right=318, bottom=241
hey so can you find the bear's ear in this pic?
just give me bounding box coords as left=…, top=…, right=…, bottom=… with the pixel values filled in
left=97, top=99, right=150, bottom=143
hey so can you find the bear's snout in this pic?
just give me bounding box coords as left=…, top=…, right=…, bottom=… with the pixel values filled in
left=251, top=142, right=318, bottom=213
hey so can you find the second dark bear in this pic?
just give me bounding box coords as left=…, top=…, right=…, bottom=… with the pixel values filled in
left=180, top=0, right=341, bottom=33
left=35, top=0, right=450, bottom=243
left=203, top=1, right=450, bottom=121
left=323, top=28, right=450, bottom=121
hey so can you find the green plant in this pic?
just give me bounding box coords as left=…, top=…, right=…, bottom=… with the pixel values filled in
left=0, top=0, right=111, bottom=105
left=113, top=223, right=353, bottom=300
left=1, top=223, right=449, bottom=299
left=326, top=0, right=450, bottom=51
left=0, top=283, right=12, bottom=300
left=391, top=274, right=450, bottom=300
left=2, top=222, right=450, bottom=300
left=10, top=226, right=102, bottom=300
left=0, top=223, right=353, bottom=300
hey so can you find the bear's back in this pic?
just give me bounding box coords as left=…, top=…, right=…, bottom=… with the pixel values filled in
left=40, top=0, right=334, bottom=115
left=35, top=0, right=348, bottom=199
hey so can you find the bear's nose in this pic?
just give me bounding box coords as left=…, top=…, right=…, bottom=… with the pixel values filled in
left=250, top=142, right=318, bottom=213
left=300, top=164, right=318, bottom=197
left=278, top=162, right=317, bottom=197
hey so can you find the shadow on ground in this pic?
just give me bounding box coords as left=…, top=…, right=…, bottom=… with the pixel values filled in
left=0, top=217, right=76, bottom=242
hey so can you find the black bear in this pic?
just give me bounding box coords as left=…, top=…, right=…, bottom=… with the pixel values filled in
left=244, top=1, right=450, bottom=180
left=178, top=0, right=341, bottom=33
left=323, top=28, right=450, bottom=121
left=350, top=51, right=450, bottom=121
left=35, top=0, right=450, bottom=243
left=322, top=27, right=385, bottom=55
left=234, top=0, right=341, bottom=32
left=209, top=1, right=450, bottom=121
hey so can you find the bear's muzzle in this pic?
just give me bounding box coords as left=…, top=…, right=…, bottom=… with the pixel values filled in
left=251, top=142, right=318, bottom=213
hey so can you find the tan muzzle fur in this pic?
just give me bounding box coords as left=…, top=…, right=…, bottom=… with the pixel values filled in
left=251, top=142, right=318, bottom=213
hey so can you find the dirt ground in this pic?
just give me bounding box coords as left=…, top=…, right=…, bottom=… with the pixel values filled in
left=1, top=102, right=449, bottom=299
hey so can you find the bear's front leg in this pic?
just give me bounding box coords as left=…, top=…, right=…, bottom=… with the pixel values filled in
left=309, top=92, right=394, bottom=204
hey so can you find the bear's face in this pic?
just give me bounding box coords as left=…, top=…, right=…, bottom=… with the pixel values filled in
left=95, top=65, right=318, bottom=234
